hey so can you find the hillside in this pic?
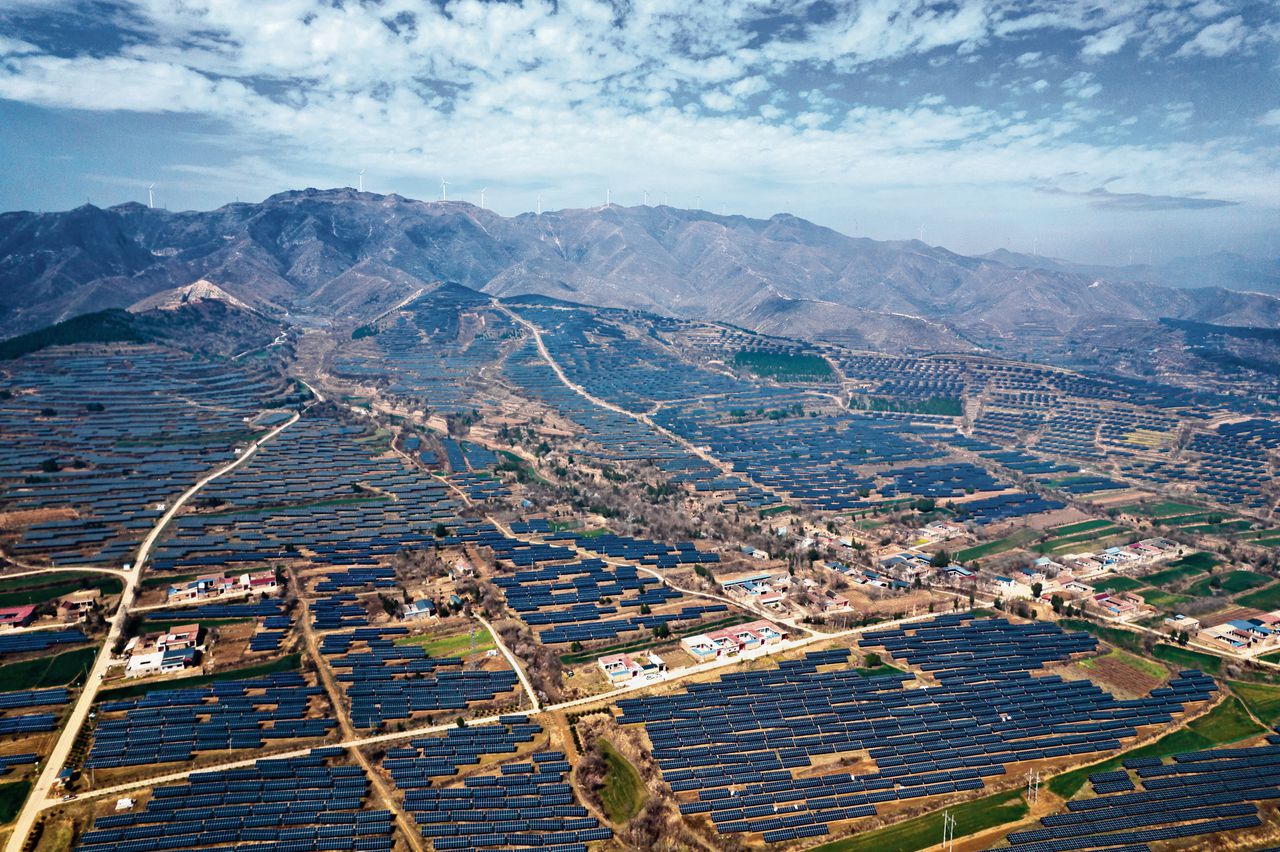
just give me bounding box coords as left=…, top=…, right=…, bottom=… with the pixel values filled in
left=2, top=189, right=1279, bottom=353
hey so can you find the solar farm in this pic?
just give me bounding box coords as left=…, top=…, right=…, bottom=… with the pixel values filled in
left=0, top=286, right=1277, bottom=852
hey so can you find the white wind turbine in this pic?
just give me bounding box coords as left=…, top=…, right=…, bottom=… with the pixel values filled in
left=147, top=183, right=155, bottom=209
left=440, top=177, right=449, bottom=201
left=479, top=188, right=487, bottom=209
left=358, top=169, right=365, bottom=192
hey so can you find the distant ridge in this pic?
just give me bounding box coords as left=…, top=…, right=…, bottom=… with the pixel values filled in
left=1, top=188, right=1278, bottom=352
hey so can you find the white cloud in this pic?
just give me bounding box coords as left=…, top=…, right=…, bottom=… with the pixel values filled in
left=0, top=0, right=1276, bottom=234
left=1175, top=15, right=1247, bottom=57
left=700, top=90, right=736, bottom=112
left=1163, top=101, right=1194, bottom=127
left=1080, top=22, right=1134, bottom=59
left=1063, top=71, right=1102, bottom=100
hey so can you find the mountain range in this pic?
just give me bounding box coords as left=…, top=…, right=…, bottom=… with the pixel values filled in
left=2, top=187, right=1278, bottom=353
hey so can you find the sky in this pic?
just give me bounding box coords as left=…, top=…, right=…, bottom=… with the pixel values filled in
left=0, top=0, right=1277, bottom=264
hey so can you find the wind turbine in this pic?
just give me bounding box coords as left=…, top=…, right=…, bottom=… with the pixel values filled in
left=536, top=194, right=542, bottom=215
left=606, top=187, right=611, bottom=206
left=643, top=189, right=649, bottom=206
left=919, top=223, right=925, bottom=242
left=147, top=183, right=155, bottom=210
left=479, top=187, right=487, bottom=209
left=440, top=177, right=449, bottom=201
left=358, top=169, right=365, bottom=192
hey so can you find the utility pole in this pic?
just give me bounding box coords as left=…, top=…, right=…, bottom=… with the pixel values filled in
left=1026, top=769, right=1040, bottom=804
left=942, top=811, right=956, bottom=851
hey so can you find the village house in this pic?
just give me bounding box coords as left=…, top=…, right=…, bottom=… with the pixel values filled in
left=1206, top=618, right=1279, bottom=650
left=167, top=570, right=278, bottom=604
left=0, top=605, right=36, bottom=631
left=124, top=624, right=202, bottom=678
left=1163, top=613, right=1201, bottom=636
left=597, top=651, right=667, bottom=684
left=57, top=589, right=102, bottom=623
left=681, top=620, right=786, bottom=660
left=402, top=599, right=437, bottom=620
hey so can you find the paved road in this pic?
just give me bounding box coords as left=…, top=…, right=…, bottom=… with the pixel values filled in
left=5, top=409, right=307, bottom=852
left=475, top=613, right=541, bottom=712
left=497, top=304, right=793, bottom=506
left=26, top=604, right=951, bottom=817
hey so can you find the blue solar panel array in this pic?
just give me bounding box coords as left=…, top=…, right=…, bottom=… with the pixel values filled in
left=144, top=416, right=462, bottom=576
left=0, top=713, right=57, bottom=735
left=489, top=551, right=727, bottom=645
left=0, top=346, right=292, bottom=566
left=382, top=720, right=614, bottom=852
left=76, top=748, right=393, bottom=852
left=1002, top=738, right=1280, bottom=851
left=0, top=629, right=88, bottom=657
left=0, top=687, right=70, bottom=708
left=85, top=672, right=334, bottom=769
left=383, top=715, right=543, bottom=785
left=617, top=616, right=1217, bottom=843
left=322, top=629, right=519, bottom=729
left=0, top=753, right=37, bottom=777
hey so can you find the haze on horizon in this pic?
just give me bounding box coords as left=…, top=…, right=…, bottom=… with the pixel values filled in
left=1, top=0, right=1277, bottom=265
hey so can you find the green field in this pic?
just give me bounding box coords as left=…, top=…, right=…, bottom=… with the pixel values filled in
left=97, top=653, right=300, bottom=701
left=733, top=350, right=833, bottom=380
left=1047, top=696, right=1262, bottom=799
left=141, top=572, right=198, bottom=589
left=395, top=627, right=495, bottom=657
left=1091, top=575, right=1145, bottom=592
left=0, top=780, right=31, bottom=824
left=1059, top=619, right=1145, bottom=654
left=1164, top=552, right=1220, bottom=572
left=1158, top=512, right=1227, bottom=526
left=0, top=646, right=98, bottom=692
left=1143, top=564, right=1210, bottom=588
left=955, top=528, right=1041, bottom=562
left=1049, top=519, right=1115, bottom=536
left=1034, top=526, right=1128, bottom=555
left=1152, top=643, right=1222, bottom=675
left=854, top=396, right=964, bottom=416
left=1187, top=570, right=1271, bottom=597
left=597, top=739, right=646, bottom=823
left=1119, top=501, right=1203, bottom=518
left=810, top=789, right=1028, bottom=852
left=1181, top=520, right=1254, bottom=535
left=1139, top=589, right=1192, bottom=610
left=1230, top=681, right=1280, bottom=726
left=0, top=572, right=122, bottom=608
left=1237, top=582, right=1280, bottom=612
